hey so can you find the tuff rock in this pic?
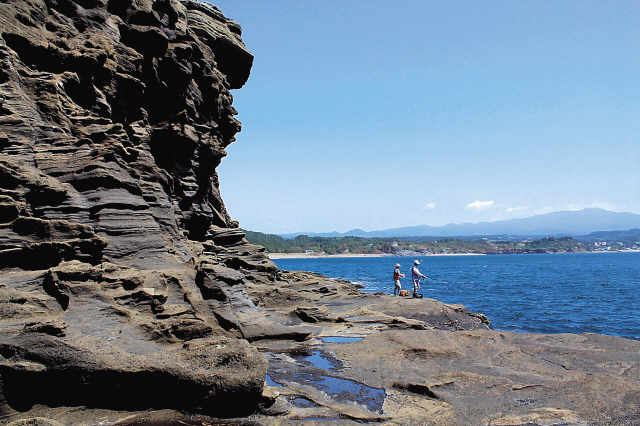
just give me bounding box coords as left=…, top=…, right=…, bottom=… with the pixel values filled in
left=0, top=0, right=301, bottom=417
left=1, top=1, right=640, bottom=426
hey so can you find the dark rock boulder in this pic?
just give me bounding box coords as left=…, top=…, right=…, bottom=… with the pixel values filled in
left=0, top=333, right=267, bottom=415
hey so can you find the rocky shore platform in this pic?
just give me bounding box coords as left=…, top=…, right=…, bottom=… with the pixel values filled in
left=3, top=267, right=640, bottom=426
left=0, top=1, right=639, bottom=425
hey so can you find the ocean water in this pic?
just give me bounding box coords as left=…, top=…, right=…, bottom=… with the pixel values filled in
left=273, top=252, right=640, bottom=341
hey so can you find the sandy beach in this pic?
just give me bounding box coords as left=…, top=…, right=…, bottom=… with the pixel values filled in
left=267, top=252, right=385, bottom=259
left=266, top=252, right=486, bottom=259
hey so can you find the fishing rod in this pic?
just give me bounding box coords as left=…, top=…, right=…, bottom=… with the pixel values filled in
left=406, top=268, right=448, bottom=283
left=407, top=260, right=473, bottom=285
left=404, top=267, right=475, bottom=286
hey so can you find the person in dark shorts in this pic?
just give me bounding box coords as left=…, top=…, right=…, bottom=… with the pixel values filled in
left=393, top=263, right=405, bottom=296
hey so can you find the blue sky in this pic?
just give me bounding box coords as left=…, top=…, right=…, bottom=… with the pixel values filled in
left=210, top=0, right=640, bottom=235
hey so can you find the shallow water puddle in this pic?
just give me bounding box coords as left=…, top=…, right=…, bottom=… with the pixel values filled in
left=289, top=396, right=316, bottom=407
left=288, top=348, right=341, bottom=370
left=265, top=374, right=282, bottom=387
left=266, top=334, right=385, bottom=415
left=268, top=347, right=385, bottom=414
left=294, top=372, right=385, bottom=413
left=320, top=336, right=363, bottom=343
left=269, top=368, right=385, bottom=413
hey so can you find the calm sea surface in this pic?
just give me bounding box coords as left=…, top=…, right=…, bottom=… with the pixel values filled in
left=273, top=252, right=640, bottom=341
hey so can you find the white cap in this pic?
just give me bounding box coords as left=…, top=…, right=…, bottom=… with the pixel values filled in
left=395, top=263, right=400, bottom=267
left=414, top=260, right=420, bottom=265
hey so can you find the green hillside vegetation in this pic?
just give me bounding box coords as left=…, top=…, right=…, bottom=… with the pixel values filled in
left=526, top=236, right=581, bottom=251
left=243, top=231, right=395, bottom=255
left=243, top=230, right=588, bottom=255
left=581, top=229, right=640, bottom=245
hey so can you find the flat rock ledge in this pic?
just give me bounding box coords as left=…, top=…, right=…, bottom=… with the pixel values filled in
left=4, top=270, right=640, bottom=426
left=243, top=271, right=640, bottom=426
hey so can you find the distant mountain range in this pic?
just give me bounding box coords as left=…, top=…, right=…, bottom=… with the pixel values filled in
left=280, top=208, right=640, bottom=239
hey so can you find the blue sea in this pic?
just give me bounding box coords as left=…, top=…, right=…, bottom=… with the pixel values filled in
left=273, top=252, right=640, bottom=341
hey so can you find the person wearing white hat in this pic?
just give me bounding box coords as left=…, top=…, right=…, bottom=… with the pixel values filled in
left=393, top=263, right=405, bottom=296
left=411, top=260, right=426, bottom=298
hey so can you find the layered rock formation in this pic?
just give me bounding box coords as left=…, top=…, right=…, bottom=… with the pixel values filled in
left=0, top=0, right=305, bottom=417
left=1, top=1, right=640, bottom=426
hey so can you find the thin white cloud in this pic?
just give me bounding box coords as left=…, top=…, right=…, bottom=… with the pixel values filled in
left=466, top=200, right=494, bottom=210
left=506, top=206, right=528, bottom=213
left=422, top=202, right=436, bottom=210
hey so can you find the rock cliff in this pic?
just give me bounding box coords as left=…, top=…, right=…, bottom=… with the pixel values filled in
left=1, top=1, right=639, bottom=426
left=0, top=0, right=305, bottom=417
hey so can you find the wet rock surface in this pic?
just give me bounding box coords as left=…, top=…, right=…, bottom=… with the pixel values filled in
left=247, top=272, right=640, bottom=425
left=0, top=1, right=639, bottom=426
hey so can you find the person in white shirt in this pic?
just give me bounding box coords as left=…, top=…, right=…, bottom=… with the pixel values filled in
left=411, top=260, right=426, bottom=298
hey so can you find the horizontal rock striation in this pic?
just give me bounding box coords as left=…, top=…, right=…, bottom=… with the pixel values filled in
left=0, top=0, right=300, bottom=417
left=2, top=1, right=639, bottom=425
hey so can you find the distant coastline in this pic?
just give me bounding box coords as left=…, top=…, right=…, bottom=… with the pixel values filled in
left=267, top=252, right=486, bottom=259
left=267, top=250, right=639, bottom=260
left=247, top=229, right=640, bottom=258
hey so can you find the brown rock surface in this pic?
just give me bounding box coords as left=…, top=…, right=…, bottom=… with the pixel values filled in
left=0, top=0, right=300, bottom=418
left=0, top=1, right=639, bottom=426
left=248, top=273, right=640, bottom=425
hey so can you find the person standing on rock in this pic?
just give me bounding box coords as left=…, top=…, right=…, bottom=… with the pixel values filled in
left=393, top=263, right=405, bottom=296
left=411, top=260, right=426, bottom=298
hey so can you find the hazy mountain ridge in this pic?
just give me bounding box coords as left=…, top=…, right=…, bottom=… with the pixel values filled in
left=281, top=208, right=640, bottom=238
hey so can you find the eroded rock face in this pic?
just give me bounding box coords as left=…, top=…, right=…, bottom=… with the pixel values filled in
left=3, top=1, right=639, bottom=425
left=0, top=0, right=291, bottom=416
left=0, top=0, right=254, bottom=266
